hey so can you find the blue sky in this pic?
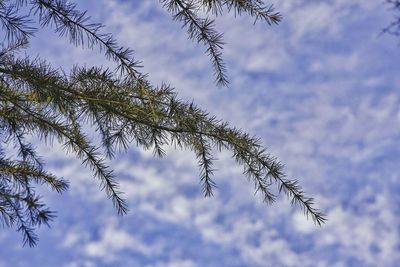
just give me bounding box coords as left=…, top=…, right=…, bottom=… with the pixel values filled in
left=1, top=0, right=399, bottom=266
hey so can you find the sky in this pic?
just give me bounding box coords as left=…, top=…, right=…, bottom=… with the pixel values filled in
left=1, top=0, right=399, bottom=266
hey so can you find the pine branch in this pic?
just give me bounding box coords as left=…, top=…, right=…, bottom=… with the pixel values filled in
left=160, top=0, right=281, bottom=86
left=2, top=53, right=325, bottom=225
left=0, top=83, right=128, bottom=215
left=220, top=0, right=281, bottom=25
left=161, top=0, right=229, bottom=86
left=31, top=0, right=141, bottom=76
left=0, top=1, right=325, bottom=246
left=0, top=3, right=35, bottom=43
left=70, top=66, right=326, bottom=224
left=0, top=156, right=58, bottom=247
left=195, top=133, right=216, bottom=197
left=0, top=158, right=68, bottom=193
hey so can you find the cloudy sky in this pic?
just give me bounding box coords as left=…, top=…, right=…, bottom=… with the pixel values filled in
left=1, top=0, right=399, bottom=266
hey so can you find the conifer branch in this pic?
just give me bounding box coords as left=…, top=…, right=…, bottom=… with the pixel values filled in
left=0, top=152, right=60, bottom=247
left=162, top=0, right=228, bottom=86
left=31, top=0, right=141, bottom=77
left=220, top=0, right=281, bottom=25
left=161, top=0, right=281, bottom=86
left=0, top=3, right=34, bottom=43
left=0, top=0, right=326, bottom=246
left=1, top=84, right=128, bottom=215
left=1, top=54, right=325, bottom=226
left=195, top=133, right=216, bottom=197
left=0, top=159, right=68, bottom=193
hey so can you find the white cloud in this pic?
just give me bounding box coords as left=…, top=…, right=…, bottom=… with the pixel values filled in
left=84, top=219, right=165, bottom=261
left=292, top=212, right=316, bottom=234
left=150, top=259, right=198, bottom=267
left=62, top=262, right=96, bottom=267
